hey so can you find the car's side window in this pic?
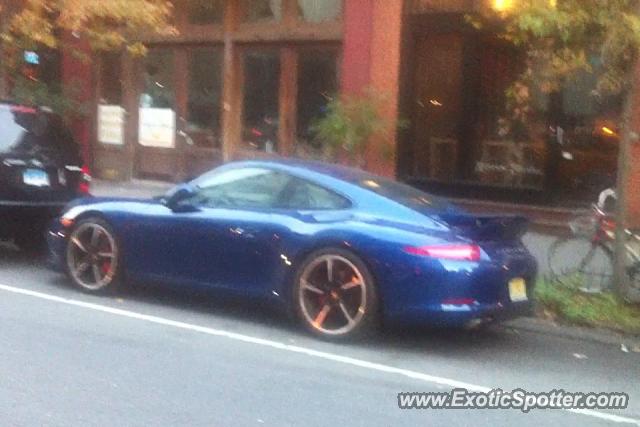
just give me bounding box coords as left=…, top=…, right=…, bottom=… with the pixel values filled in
left=190, top=168, right=291, bottom=209
left=282, top=178, right=351, bottom=210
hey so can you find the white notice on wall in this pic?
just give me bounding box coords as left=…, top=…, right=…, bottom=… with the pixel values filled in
left=139, top=108, right=176, bottom=148
left=98, top=105, right=125, bottom=145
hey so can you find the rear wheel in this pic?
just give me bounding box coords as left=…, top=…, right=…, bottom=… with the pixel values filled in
left=65, top=218, right=122, bottom=294
left=293, top=248, right=379, bottom=340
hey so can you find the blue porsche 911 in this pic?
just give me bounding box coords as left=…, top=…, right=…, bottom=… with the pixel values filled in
left=47, top=160, right=537, bottom=340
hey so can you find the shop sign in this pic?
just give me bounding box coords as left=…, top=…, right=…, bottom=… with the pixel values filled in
left=139, top=108, right=176, bottom=148
left=98, top=105, right=125, bottom=145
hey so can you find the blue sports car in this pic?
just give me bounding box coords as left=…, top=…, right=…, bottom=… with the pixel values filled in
left=47, top=160, right=537, bottom=340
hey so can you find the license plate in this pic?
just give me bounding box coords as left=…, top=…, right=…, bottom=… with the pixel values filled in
left=23, top=169, right=50, bottom=187
left=508, top=278, right=528, bottom=302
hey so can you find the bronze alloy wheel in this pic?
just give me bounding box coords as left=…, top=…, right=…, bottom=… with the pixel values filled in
left=66, top=219, right=119, bottom=292
left=295, top=249, right=378, bottom=339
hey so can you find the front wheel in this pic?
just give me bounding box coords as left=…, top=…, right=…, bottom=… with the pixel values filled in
left=65, top=218, right=122, bottom=294
left=548, top=236, right=613, bottom=292
left=292, top=248, right=379, bottom=340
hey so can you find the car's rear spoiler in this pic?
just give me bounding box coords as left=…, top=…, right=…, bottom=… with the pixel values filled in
left=436, top=214, right=529, bottom=242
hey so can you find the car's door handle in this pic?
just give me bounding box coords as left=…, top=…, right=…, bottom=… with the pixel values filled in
left=229, top=227, right=257, bottom=239
left=229, top=227, right=244, bottom=235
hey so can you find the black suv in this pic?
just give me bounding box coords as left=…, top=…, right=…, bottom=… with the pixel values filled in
left=0, top=103, right=90, bottom=251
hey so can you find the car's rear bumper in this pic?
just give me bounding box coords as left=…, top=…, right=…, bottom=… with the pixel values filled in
left=0, top=202, right=71, bottom=240
left=388, top=299, right=535, bottom=328
left=379, top=250, right=538, bottom=328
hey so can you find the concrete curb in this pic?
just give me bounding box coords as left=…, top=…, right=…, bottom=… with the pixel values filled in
left=504, top=317, right=640, bottom=349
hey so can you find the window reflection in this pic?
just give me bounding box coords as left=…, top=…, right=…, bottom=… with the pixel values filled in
left=242, top=0, right=282, bottom=22
left=242, top=51, right=281, bottom=152
left=140, top=49, right=175, bottom=109
left=407, top=19, right=622, bottom=202
left=296, top=50, right=339, bottom=158
left=188, top=0, right=224, bottom=25
left=99, top=52, right=122, bottom=105
left=187, top=48, right=223, bottom=148
left=297, top=0, right=342, bottom=23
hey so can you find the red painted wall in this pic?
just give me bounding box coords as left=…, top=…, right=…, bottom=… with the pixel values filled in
left=341, top=0, right=404, bottom=177
left=341, top=0, right=374, bottom=95
left=61, top=35, right=94, bottom=167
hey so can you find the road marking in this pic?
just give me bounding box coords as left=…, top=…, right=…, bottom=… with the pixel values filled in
left=0, top=283, right=638, bottom=426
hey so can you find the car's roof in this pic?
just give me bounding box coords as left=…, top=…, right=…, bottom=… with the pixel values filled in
left=226, top=158, right=380, bottom=182
left=213, top=159, right=459, bottom=222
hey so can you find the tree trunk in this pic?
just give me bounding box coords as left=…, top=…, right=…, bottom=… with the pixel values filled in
left=0, top=7, right=9, bottom=99
left=614, top=60, right=640, bottom=302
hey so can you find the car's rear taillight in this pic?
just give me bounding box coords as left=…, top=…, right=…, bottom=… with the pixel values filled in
left=78, top=165, right=91, bottom=194
left=404, top=244, right=481, bottom=261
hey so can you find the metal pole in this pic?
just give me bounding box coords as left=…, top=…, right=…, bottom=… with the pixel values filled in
left=614, top=61, right=640, bottom=300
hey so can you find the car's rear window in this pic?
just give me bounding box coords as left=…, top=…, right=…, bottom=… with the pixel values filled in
left=0, top=104, right=79, bottom=161
left=346, top=172, right=457, bottom=214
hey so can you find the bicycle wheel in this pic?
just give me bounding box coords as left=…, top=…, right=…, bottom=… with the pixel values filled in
left=625, top=233, right=640, bottom=291
left=548, top=237, right=614, bottom=292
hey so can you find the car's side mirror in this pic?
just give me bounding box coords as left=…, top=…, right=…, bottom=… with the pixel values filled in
left=164, top=184, right=197, bottom=212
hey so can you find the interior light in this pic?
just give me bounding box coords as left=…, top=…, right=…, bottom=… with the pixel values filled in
left=362, top=180, right=380, bottom=189
left=601, top=126, right=616, bottom=136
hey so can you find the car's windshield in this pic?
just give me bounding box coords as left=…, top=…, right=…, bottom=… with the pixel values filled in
left=0, top=105, right=37, bottom=153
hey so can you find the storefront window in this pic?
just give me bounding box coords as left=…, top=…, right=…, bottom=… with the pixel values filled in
left=186, top=48, right=223, bottom=148
left=296, top=50, right=339, bottom=157
left=139, top=49, right=176, bottom=149
left=99, top=53, right=122, bottom=105
left=242, top=51, right=280, bottom=152
left=297, top=0, right=342, bottom=23
left=188, top=0, right=224, bottom=25
left=406, top=17, right=621, bottom=204
left=140, top=49, right=175, bottom=109
left=545, top=60, right=623, bottom=200
left=242, top=0, right=282, bottom=23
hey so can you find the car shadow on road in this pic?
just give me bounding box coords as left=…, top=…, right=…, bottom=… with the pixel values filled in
left=109, top=279, right=537, bottom=359
left=0, top=242, right=47, bottom=265
left=0, top=243, right=561, bottom=359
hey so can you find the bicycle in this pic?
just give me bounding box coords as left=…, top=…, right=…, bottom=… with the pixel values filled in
left=548, top=204, right=640, bottom=293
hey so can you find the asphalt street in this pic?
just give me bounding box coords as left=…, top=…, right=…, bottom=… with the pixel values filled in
left=1, top=244, right=639, bottom=427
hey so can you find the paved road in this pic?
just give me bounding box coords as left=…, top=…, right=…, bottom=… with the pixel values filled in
left=1, top=245, right=639, bottom=427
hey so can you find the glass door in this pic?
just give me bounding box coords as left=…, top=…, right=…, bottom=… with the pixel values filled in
left=182, top=47, right=224, bottom=179
left=136, top=48, right=178, bottom=180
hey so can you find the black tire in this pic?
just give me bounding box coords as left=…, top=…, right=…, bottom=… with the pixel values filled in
left=292, top=247, right=379, bottom=340
left=65, top=217, right=123, bottom=294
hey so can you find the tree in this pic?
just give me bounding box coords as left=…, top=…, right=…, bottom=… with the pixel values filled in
left=310, top=91, right=406, bottom=168
left=0, top=0, right=176, bottom=112
left=476, top=0, right=640, bottom=299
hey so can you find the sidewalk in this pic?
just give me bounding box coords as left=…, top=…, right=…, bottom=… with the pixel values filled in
left=504, top=317, right=640, bottom=350
left=452, top=198, right=584, bottom=235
